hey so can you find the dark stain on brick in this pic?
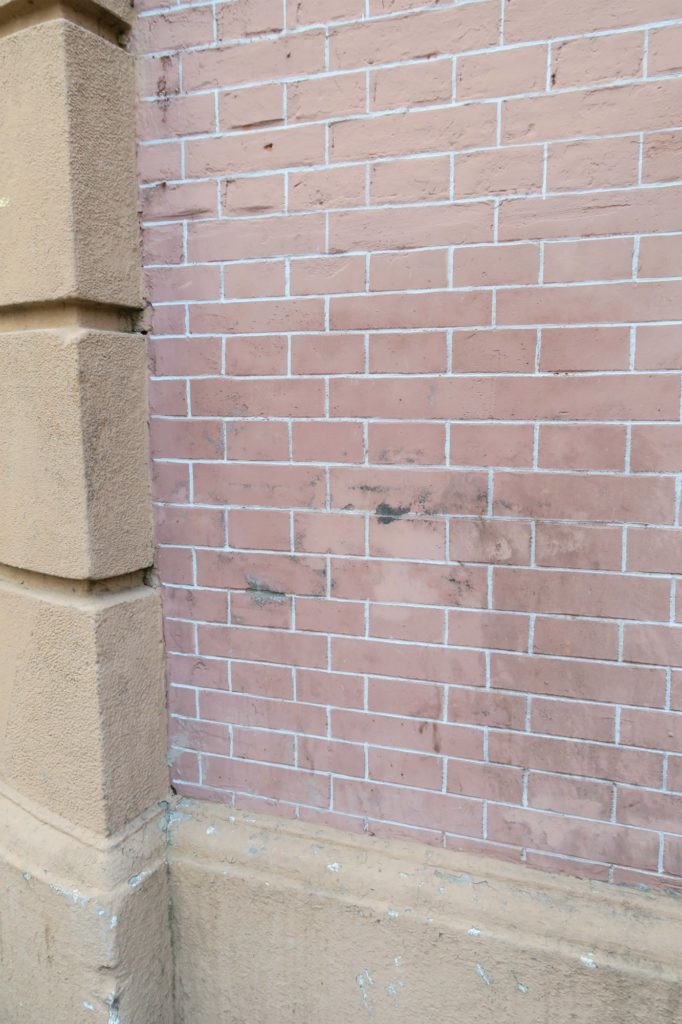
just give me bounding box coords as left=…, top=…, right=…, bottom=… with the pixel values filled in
left=246, top=575, right=287, bottom=606
left=376, top=502, right=411, bottom=524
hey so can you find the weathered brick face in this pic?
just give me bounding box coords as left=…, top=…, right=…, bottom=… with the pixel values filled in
left=138, top=0, right=682, bottom=886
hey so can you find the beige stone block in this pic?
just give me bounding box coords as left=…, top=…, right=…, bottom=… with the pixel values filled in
left=0, top=579, right=168, bottom=834
left=0, top=0, right=137, bottom=31
left=0, top=328, right=153, bottom=578
left=0, top=19, right=140, bottom=309
left=0, top=792, right=172, bottom=1023
left=169, top=803, right=682, bottom=1024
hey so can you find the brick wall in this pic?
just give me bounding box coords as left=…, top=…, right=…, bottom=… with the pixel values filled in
left=137, top=0, right=682, bottom=887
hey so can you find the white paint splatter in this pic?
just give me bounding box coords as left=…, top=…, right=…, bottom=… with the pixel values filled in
left=580, top=952, right=598, bottom=969
left=356, top=969, right=375, bottom=1016
left=106, top=993, right=121, bottom=1024
left=50, top=884, right=90, bottom=909
left=475, top=963, right=492, bottom=986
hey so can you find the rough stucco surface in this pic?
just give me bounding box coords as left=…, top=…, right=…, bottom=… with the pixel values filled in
left=168, top=802, right=682, bottom=1024
left=0, top=19, right=140, bottom=308
left=0, top=791, right=172, bottom=1023
left=0, top=4, right=171, bottom=1017
left=0, top=0, right=137, bottom=30
left=0, top=329, right=153, bottom=578
left=0, top=578, right=168, bottom=834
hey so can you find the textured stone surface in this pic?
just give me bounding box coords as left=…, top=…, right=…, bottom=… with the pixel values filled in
left=0, top=19, right=140, bottom=308
left=0, top=328, right=153, bottom=578
left=0, top=579, right=167, bottom=834
left=0, top=792, right=172, bottom=1024
left=0, top=0, right=137, bottom=30
left=169, top=804, right=682, bottom=1024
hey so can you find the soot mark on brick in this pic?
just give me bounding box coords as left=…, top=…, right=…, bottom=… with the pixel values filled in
left=246, top=575, right=287, bottom=606
left=418, top=721, right=441, bottom=753
left=376, top=502, right=410, bottom=524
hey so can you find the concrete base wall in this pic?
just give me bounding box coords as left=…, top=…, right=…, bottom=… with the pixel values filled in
left=2, top=787, right=681, bottom=1021
left=168, top=801, right=682, bottom=1024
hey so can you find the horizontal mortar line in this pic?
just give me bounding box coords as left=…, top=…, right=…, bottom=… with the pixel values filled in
left=147, top=322, right=682, bottom=334
left=190, top=750, right=675, bottom=803
left=0, top=777, right=167, bottom=854
left=173, top=635, right=679, bottom=672
left=139, top=81, right=682, bottom=137
left=171, top=763, right=675, bottom=831
left=150, top=504, right=681, bottom=522
left=141, top=81, right=676, bottom=125
left=138, top=123, right=675, bottom=157
left=161, top=581, right=678, bottom=618
left=169, top=639, right=676, bottom=673
left=139, top=232, right=682, bottom=260
left=147, top=327, right=679, bottom=339
left=148, top=413, right=682, bottom=424
left=170, top=685, right=674, bottom=721
left=0, top=563, right=153, bottom=598
left=0, top=298, right=141, bottom=334
left=140, top=80, right=682, bottom=140
left=138, top=63, right=677, bottom=104
left=165, top=607, right=681, bottom=643
left=176, top=759, right=679, bottom=815
left=147, top=278, right=682, bottom=299
left=172, top=690, right=679, bottom=725
left=138, top=0, right=682, bottom=48
left=152, top=458, right=682, bottom=477
left=146, top=275, right=682, bottom=296
left=183, top=766, right=680, bottom=822
left=139, top=157, right=682, bottom=190
left=138, top=17, right=682, bottom=65
left=146, top=375, right=682, bottom=387
left=161, top=548, right=682, bottom=580
left=0, top=0, right=128, bottom=44
left=172, top=641, right=678, bottom=677
left=173, top=643, right=671, bottom=684
left=154, top=508, right=682, bottom=529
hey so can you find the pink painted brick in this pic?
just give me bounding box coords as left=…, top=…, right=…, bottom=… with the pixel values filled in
left=141, top=0, right=682, bottom=884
